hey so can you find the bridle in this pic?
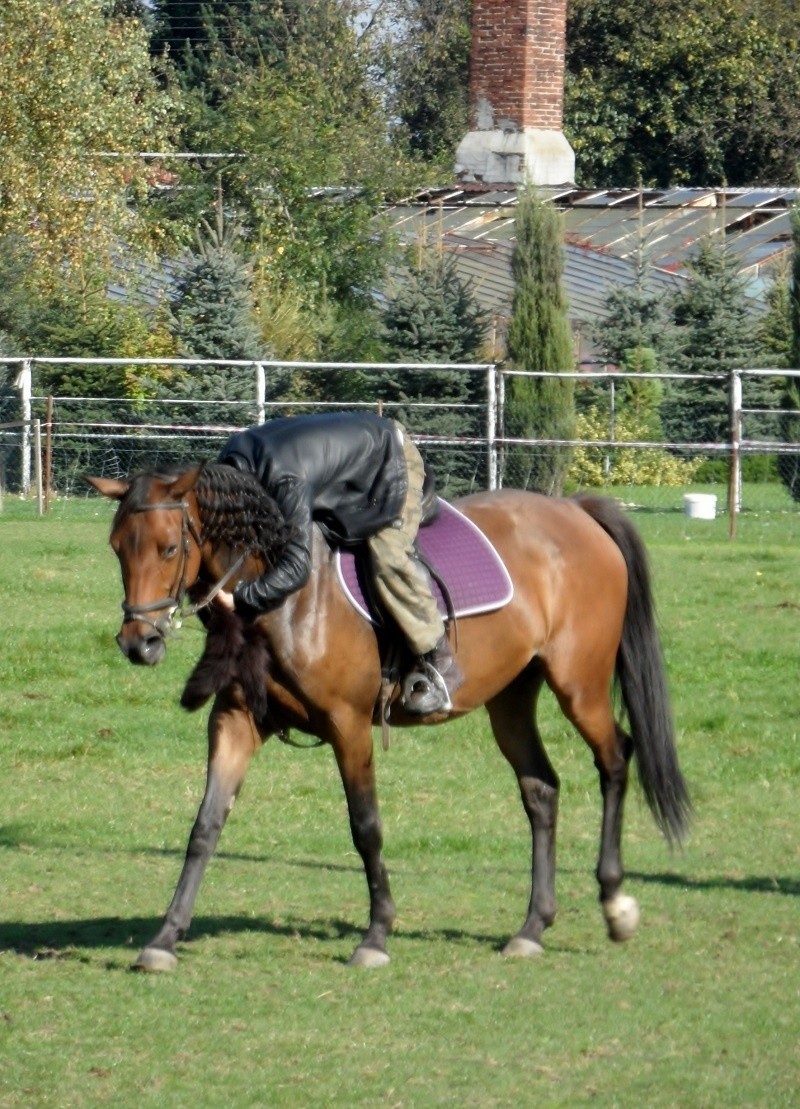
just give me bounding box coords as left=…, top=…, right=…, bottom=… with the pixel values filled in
left=120, top=499, right=249, bottom=640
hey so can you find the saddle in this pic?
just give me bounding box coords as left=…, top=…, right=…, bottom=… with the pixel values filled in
left=336, top=497, right=513, bottom=627
left=336, top=498, right=513, bottom=733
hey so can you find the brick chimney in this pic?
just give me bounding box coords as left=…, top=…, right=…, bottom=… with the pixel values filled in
left=455, top=0, right=575, bottom=185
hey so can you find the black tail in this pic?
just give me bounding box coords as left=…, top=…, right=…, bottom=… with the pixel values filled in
left=576, top=496, right=691, bottom=845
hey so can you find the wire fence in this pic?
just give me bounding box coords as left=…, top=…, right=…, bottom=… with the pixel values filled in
left=1, top=358, right=798, bottom=519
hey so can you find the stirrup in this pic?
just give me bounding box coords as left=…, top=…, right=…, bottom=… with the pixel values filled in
left=401, top=661, right=453, bottom=714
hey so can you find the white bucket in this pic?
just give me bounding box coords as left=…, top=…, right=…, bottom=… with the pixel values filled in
left=683, top=493, right=717, bottom=520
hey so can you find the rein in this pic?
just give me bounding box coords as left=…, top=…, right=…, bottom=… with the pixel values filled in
left=121, top=499, right=249, bottom=638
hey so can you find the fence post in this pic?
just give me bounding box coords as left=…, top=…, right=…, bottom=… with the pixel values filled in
left=34, top=419, right=44, bottom=515
left=44, top=395, right=54, bottom=513
left=496, top=368, right=506, bottom=489
left=255, top=362, right=266, bottom=425
left=728, top=369, right=742, bottom=538
left=14, top=358, right=32, bottom=497
left=486, top=363, right=497, bottom=490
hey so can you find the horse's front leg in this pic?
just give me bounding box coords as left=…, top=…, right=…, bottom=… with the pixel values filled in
left=134, top=688, right=263, bottom=972
left=331, top=723, right=396, bottom=968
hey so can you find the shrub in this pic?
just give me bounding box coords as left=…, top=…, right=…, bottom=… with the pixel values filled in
left=570, top=406, right=704, bottom=486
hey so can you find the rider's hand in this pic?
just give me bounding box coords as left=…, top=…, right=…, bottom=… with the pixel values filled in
left=214, top=590, right=236, bottom=613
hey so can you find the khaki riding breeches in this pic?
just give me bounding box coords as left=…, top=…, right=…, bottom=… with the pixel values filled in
left=367, top=426, right=444, bottom=657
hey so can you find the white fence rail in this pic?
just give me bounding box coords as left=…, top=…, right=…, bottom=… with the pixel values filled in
left=1, top=358, right=798, bottom=518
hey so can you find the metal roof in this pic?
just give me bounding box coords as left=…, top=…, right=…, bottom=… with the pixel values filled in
left=387, top=185, right=798, bottom=325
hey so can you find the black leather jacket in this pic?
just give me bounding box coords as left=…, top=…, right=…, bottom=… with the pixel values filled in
left=218, top=412, right=408, bottom=616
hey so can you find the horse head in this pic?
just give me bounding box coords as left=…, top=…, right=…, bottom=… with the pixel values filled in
left=89, top=462, right=285, bottom=668
left=87, top=467, right=204, bottom=666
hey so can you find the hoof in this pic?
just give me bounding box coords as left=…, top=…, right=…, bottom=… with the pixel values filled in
left=132, top=946, right=179, bottom=973
left=502, top=936, right=544, bottom=958
left=603, top=894, right=640, bottom=942
left=347, top=945, right=390, bottom=969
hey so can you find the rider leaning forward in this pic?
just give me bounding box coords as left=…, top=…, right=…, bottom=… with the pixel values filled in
left=213, top=410, right=463, bottom=715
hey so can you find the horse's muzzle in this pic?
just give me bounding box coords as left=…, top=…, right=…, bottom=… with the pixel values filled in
left=117, top=627, right=167, bottom=666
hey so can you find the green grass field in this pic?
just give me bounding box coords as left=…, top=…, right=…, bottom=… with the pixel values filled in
left=1, top=491, right=798, bottom=1107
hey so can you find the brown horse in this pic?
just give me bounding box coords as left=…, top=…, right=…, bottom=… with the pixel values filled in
left=88, top=463, right=690, bottom=971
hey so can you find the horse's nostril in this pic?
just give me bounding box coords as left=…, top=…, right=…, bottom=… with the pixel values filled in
left=117, top=631, right=166, bottom=666
left=141, top=635, right=166, bottom=665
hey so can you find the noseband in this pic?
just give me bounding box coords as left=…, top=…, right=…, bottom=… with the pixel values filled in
left=120, top=499, right=248, bottom=640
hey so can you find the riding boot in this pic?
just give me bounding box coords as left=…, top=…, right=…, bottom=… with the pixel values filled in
left=402, top=634, right=464, bottom=714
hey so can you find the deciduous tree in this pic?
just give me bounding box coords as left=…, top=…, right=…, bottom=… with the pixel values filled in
left=0, top=0, right=175, bottom=277
left=381, top=0, right=472, bottom=170
left=565, top=0, right=800, bottom=186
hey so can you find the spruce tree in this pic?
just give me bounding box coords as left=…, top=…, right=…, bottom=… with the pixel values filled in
left=593, top=277, right=670, bottom=439
left=167, top=188, right=267, bottom=428
left=380, top=250, right=488, bottom=492
left=170, top=219, right=261, bottom=364
left=505, top=187, right=575, bottom=494
left=660, top=239, right=778, bottom=449
left=593, top=280, right=666, bottom=368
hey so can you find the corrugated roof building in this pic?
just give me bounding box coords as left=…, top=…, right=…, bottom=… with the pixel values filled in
left=387, top=184, right=796, bottom=359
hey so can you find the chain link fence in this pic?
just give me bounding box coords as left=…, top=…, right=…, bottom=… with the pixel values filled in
left=1, top=359, right=798, bottom=516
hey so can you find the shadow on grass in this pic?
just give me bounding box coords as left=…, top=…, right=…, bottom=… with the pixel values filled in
left=628, top=870, right=800, bottom=897
left=4, top=869, right=795, bottom=965
left=0, top=913, right=510, bottom=962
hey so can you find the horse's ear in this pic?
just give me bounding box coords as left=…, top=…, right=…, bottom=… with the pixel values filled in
left=85, top=475, right=130, bottom=500
left=169, top=464, right=204, bottom=499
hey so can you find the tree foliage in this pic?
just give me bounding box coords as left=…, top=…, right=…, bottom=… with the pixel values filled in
left=565, top=0, right=800, bottom=186
left=0, top=0, right=175, bottom=277
left=777, top=207, right=800, bottom=502
left=570, top=407, right=703, bottom=487
left=383, top=252, right=487, bottom=365
left=380, top=249, right=488, bottom=490
left=169, top=210, right=261, bottom=363
left=161, top=1, right=414, bottom=321
left=381, top=0, right=472, bottom=169
left=659, top=240, right=778, bottom=445
left=166, top=194, right=268, bottom=416
left=505, top=189, right=575, bottom=494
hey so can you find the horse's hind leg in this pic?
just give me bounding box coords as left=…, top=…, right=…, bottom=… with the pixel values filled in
left=134, top=689, right=261, bottom=972
left=554, top=678, right=638, bottom=943
left=487, top=671, right=559, bottom=957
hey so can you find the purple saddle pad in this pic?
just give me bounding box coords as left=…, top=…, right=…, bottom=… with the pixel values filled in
left=335, top=498, right=514, bottom=624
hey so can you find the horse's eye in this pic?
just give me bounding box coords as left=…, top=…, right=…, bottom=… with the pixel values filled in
left=163, top=545, right=179, bottom=560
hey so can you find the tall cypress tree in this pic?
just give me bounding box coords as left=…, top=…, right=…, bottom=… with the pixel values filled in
left=777, top=206, right=800, bottom=501
left=505, top=187, right=575, bottom=494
